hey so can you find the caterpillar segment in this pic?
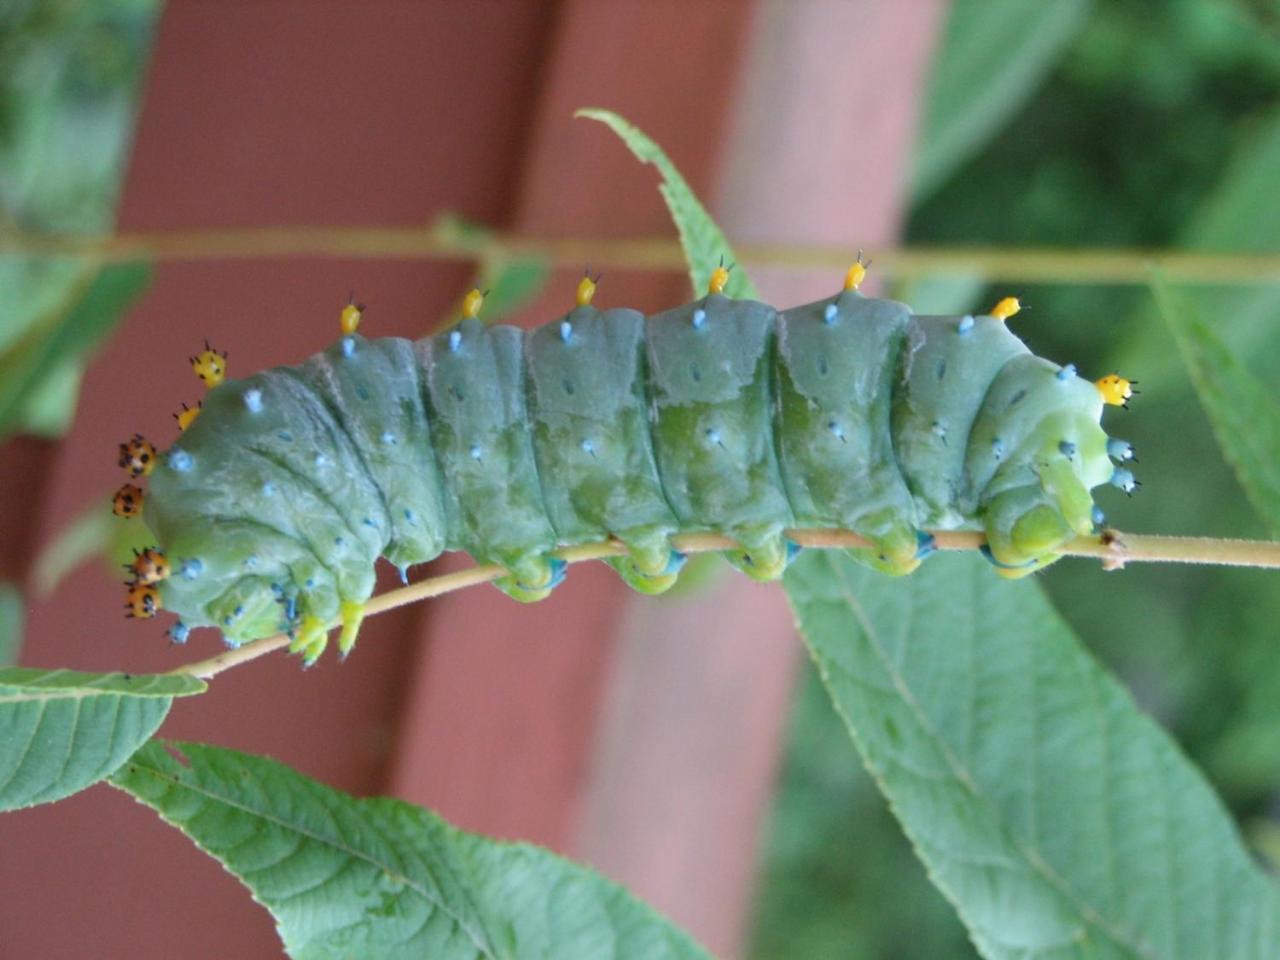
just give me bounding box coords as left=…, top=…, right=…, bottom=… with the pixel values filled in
left=133, top=272, right=1136, bottom=662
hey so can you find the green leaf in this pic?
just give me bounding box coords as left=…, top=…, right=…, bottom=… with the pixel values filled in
left=576, top=108, right=758, bottom=300
left=33, top=493, right=152, bottom=597
left=1153, top=278, right=1280, bottom=536
left=0, top=261, right=151, bottom=441
left=0, top=667, right=205, bottom=813
left=429, top=214, right=550, bottom=332
left=784, top=550, right=1280, bottom=959
left=912, top=0, right=1092, bottom=202
left=0, top=582, right=21, bottom=666
left=112, top=741, right=711, bottom=960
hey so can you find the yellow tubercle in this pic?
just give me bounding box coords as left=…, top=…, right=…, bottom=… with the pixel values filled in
left=462, top=288, right=485, bottom=320
left=118, top=434, right=156, bottom=478
left=124, top=582, right=161, bottom=619
left=112, top=483, right=144, bottom=519
left=1095, top=373, right=1135, bottom=407
left=843, top=250, right=869, bottom=291
left=708, top=265, right=731, bottom=295
left=990, top=296, right=1022, bottom=322
left=191, top=342, right=228, bottom=388
left=174, top=402, right=201, bottom=432
left=340, top=299, right=364, bottom=335
left=128, top=547, right=170, bottom=585
left=576, top=275, right=597, bottom=307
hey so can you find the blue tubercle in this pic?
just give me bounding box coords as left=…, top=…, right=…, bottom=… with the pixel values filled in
left=692, top=308, right=707, bottom=329
left=1092, top=505, right=1107, bottom=529
left=243, top=388, right=263, bottom=412
left=180, top=557, right=204, bottom=580
left=168, top=449, right=193, bottom=473
left=168, top=621, right=190, bottom=645
left=1056, top=363, right=1076, bottom=382
left=448, top=329, right=462, bottom=352
left=1106, top=438, right=1134, bottom=461
left=397, top=564, right=410, bottom=585
left=560, top=320, right=573, bottom=342
left=341, top=336, right=355, bottom=357
left=822, top=303, right=838, bottom=324
left=957, top=315, right=975, bottom=334
left=1058, top=440, right=1077, bottom=457
left=1110, top=467, right=1137, bottom=494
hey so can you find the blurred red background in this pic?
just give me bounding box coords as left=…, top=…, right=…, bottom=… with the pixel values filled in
left=0, top=2, right=942, bottom=956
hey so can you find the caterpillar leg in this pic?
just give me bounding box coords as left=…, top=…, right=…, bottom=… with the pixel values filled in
left=723, top=523, right=791, bottom=582
left=288, top=615, right=330, bottom=667
left=981, top=457, right=1094, bottom=579
left=492, top=555, right=567, bottom=603
left=607, top=530, right=686, bottom=595
left=336, top=600, right=366, bottom=659
left=846, top=507, right=925, bottom=577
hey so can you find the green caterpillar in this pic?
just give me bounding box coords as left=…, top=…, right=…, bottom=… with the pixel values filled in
left=115, top=265, right=1137, bottom=664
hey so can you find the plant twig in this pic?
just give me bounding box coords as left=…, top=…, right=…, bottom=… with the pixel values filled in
left=5, top=225, right=1280, bottom=285
left=170, top=528, right=1280, bottom=680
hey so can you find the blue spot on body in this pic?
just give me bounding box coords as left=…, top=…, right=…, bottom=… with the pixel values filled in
left=180, top=558, right=204, bottom=580
left=1057, top=363, right=1077, bottom=382
left=244, top=555, right=258, bottom=569
left=1092, top=505, right=1107, bottom=528
left=705, top=428, right=721, bottom=446
left=243, top=389, right=263, bottom=412
left=168, top=449, right=193, bottom=472
left=381, top=431, right=397, bottom=445
left=404, top=508, right=415, bottom=522
left=1059, top=440, right=1077, bottom=457
left=560, top=320, right=573, bottom=342
left=335, top=536, right=346, bottom=547
left=168, top=622, right=190, bottom=645
left=341, top=336, right=355, bottom=357
left=285, top=597, right=298, bottom=622
left=222, top=635, right=242, bottom=650
left=233, top=605, right=244, bottom=618
left=362, top=517, right=376, bottom=528
left=958, top=315, right=975, bottom=335
left=277, top=431, right=293, bottom=443
left=262, top=481, right=276, bottom=496
left=827, top=420, right=845, bottom=442
left=314, top=453, right=328, bottom=467
left=581, top=438, right=595, bottom=455
left=470, top=445, right=482, bottom=461
left=304, top=578, right=316, bottom=589
left=692, top=308, right=707, bottom=329
left=991, top=438, right=1004, bottom=459
left=356, top=386, right=369, bottom=401
left=448, top=330, right=462, bottom=352
left=823, top=303, right=838, bottom=324
left=398, top=564, right=409, bottom=585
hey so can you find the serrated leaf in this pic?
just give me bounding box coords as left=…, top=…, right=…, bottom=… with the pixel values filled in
left=1153, top=278, right=1280, bottom=536
left=0, top=261, right=152, bottom=441
left=912, top=0, right=1092, bottom=202
left=577, top=108, right=757, bottom=301
left=111, top=741, right=711, bottom=960
left=0, top=667, right=205, bottom=812
left=0, top=583, right=21, bottom=666
left=784, top=550, right=1280, bottom=960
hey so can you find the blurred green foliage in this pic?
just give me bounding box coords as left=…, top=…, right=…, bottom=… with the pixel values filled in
left=0, top=0, right=157, bottom=440
left=752, top=2, right=1280, bottom=957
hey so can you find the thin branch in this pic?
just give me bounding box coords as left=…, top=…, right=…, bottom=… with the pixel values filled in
left=5, top=225, right=1280, bottom=285
left=170, top=528, right=1280, bottom=681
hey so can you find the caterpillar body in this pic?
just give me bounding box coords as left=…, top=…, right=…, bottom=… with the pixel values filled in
left=118, top=271, right=1136, bottom=663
